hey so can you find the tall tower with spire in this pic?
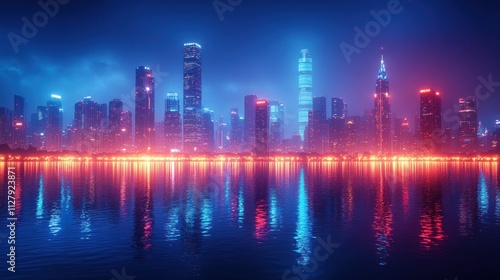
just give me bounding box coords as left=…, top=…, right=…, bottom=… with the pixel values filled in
left=374, top=55, right=392, bottom=154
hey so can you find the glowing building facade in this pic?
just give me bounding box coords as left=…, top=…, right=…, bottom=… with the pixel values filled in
left=374, top=56, right=391, bottom=154
left=183, top=43, right=203, bottom=153
left=419, top=89, right=442, bottom=152
left=298, top=49, right=312, bottom=142
left=135, top=66, right=155, bottom=152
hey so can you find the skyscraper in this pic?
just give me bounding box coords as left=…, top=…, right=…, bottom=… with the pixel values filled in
left=230, top=107, right=243, bottom=151
left=120, top=110, right=133, bottom=151
left=12, top=94, right=26, bottom=149
left=183, top=43, right=202, bottom=153
left=255, top=99, right=269, bottom=154
left=108, top=99, right=123, bottom=151
left=458, top=97, right=478, bottom=152
left=374, top=55, right=391, bottom=154
left=419, top=89, right=442, bottom=152
left=298, top=49, right=312, bottom=141
left=269, top=100, right=284, bottom=151
left=135, top=66, right=155, bottom=152
left=164, top=92, right=182, bottom=153
left=201, top=108, right=214, bottom=152
left=330, top=97, right=346, bottom=153
left=74, top=96, right=104, bottom=153
left=46, top=94, right=63, bottom=151
left=0, top=107, right=10, bottom=146
left=244, top=94, right=258, bottom=149
left=308, top=96, right=328, bottom=153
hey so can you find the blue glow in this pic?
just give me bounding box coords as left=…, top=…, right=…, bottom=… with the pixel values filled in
left=294, top=168, right=313, bottom=265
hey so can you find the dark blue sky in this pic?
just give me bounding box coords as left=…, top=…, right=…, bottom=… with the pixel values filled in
left=1, top=0, right=499, bottom=137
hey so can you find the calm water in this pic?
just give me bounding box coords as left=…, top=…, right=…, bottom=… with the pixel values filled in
left=0, top=161, right=499, bottom=280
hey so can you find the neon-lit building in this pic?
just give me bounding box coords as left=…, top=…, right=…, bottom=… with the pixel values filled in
left=230, top=107, right=243, bottom=151
left=374, top=55, right=391, bottom=154
left=12, top=94, right=26, bottom=149
left=164, top=92, right=182, bottom=153
left=330, top=97, right=346, bottom=153
left=298, top=49, right=312, bottom=141
left=183, top=43, right=203, bottom=153
left=244, top=94, right=257, bottom=149
left=269, top=100, right=284, bottom=151
left=419, top=89, right=442, bottom=152
left=255, top=99, right=269, bottom=154
left=135, top=66, right=155, bottom=152
left=458, top=97, right=478, bottom=152
left=46, top=94, right=63, bottom=151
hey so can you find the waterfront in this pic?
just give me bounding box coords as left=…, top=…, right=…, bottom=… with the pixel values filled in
left=1, top=161, right=499, bottom=279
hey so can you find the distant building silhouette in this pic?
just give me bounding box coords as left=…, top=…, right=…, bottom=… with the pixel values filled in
left=135, top=66, right=155, bottom=152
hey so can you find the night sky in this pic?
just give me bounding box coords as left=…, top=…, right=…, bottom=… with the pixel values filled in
left=1, top=0, right=499, bottom=137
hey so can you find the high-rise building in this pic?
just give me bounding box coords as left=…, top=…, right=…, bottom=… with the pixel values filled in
left=183, top=43, right=202, bottom=153
left=216, top=116, right=227, bottom=151
left=419, top=89, right=442, bottom=152
left=230, top=107, right=243, bottom=151
left=12, top=94, right=26, bottom=149
left=298, top=49, right=312, bottom=141
left=135, top=66, right=155, bottom=152
left=0, top=107, right=10, bottom=146
left=108, top=99, right=123, bottom=151
left=269, top=101, right=284, bottom=151
left=46, top=94, right=63, bottom=151
left=244, top=94, right=258, bottom=150
left=120, top=110, right=133, bottom=152
left=330, top=97, right=346, bottom=153
left=374, top=55, right=391, bottom=154
left=74, top=96, right=103, bottom=153
left=255, top=100, right=269, bottom=154
left=35, top=106, right=47, bottom=150
left=458, top=97, right=478, bottom=152
left=201, top=108, right=214, bottom=152
left=308, top=96, right=328, bottom=153
left=164, top=92, right=182, bottom=153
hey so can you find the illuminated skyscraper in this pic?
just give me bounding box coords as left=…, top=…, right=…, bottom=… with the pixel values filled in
left=458, top=97, right=478, bottom=152
left=120, top=110, right=133, bottom=151
left=0, top=107, right=10, bottom=146
left=199, top=108, right=214, bottom=152
left=46, top=94, right=63, bottom=151
left=255, top=100, right=269, bottom=154
left=165, top=92, right=182, bottom=152
left=135, top=66, right=155, bottom=152
left=374, top=55, right=391, bottom=153
left=230, top=107, right=243, bottom=151
left=308, top=96, right=327, bottom=153
left=419, top=89, right=442, bottom=152
left=183, top=43, right=202, bottom=153
left=330, top=97, right=346, bottom=153
left=269, top=100, right=284, bottom=151
left=12, top=94, right=26, bottom=149
left=298, top=49, right=312, bottom=141
left=244, top=94, right=258, bottom=149
left=74, top=96, right=104, bottom=153
left=108, top=99, right=123, bottom=150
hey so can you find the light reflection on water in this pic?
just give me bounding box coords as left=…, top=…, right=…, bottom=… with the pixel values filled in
left=0, top=161, right=499, bottom=280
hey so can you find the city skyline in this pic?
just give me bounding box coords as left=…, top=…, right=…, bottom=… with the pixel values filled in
left=2, top=0, right=500, bottom=138
left=0, top=50, right=499, bottom=154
